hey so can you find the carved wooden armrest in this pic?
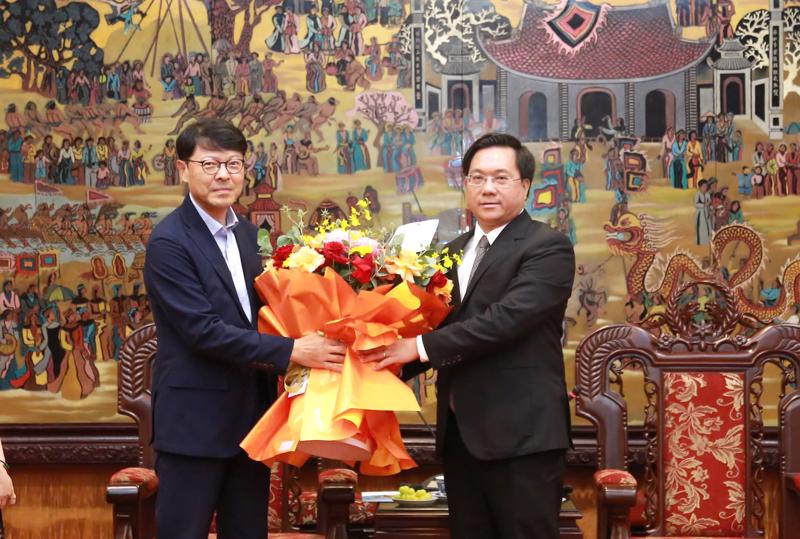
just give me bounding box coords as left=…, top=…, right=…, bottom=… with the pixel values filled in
left=107, top=466, right=159, bottom=502
left=594, top=469, right=637, bottom=539
left=316, top=468, right=356, bottom=535
left=106, top=467, right=159, bottom=539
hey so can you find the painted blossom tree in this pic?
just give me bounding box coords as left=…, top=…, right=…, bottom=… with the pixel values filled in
left=423, top=0, right=511, bottom=71
left=352, top=91, right=419, bottom=149
left=735, top=7, right=800, bottom=96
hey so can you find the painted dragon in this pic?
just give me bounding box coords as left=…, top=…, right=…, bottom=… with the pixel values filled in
left=605, top=212, right=800, bottom=321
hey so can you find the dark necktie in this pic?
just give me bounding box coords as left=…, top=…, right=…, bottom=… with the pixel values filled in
left=449, top=235, right=490, bottom=415
left=467, top=235, right=490, bottom=288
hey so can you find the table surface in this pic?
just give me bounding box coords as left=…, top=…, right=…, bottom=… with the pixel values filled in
left=374, top=497, right=583, bottom=539
left=376, top=498, right=580, bottom=515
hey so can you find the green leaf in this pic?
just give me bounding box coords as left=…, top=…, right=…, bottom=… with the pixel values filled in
left=276, top=235, right=296, bottom=247
left=257, top=229, right=273, bottom=256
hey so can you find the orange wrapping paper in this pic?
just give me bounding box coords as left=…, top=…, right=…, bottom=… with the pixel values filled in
left=240, top=267, right=450, bottom=476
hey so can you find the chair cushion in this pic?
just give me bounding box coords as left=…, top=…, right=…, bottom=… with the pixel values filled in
left=319, top=467, right=358, bottom=486
left=662, top=372, right=746, bottom=536
left=791, top=473, right=800, bottom=492
left=594, top=468, right=636, bottom=488
left=629, top=488, right=647, bottom=526
left=108, top=467, right=159, bottom=495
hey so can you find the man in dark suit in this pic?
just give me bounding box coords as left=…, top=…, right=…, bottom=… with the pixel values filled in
left=144, top=118, right=346, bottom=539
left=361, top=133, right=575, bottom=539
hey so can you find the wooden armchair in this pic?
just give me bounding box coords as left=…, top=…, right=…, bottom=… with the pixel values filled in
left=575, top=280, right=800, bottom=538
left=106, top=323, right=354, bottom=539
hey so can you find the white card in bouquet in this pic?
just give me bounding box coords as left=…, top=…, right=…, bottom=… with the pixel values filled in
left=390, top=219, right=439, bottom=252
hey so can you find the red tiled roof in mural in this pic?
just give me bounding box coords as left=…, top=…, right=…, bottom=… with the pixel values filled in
left=481, top=1, right=714, bottom=82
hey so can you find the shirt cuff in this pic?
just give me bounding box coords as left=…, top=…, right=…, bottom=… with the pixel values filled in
left=416, top=335, right=429, bottom=363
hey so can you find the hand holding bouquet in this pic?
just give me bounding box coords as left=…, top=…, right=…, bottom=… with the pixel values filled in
left=241, top=201, right=458, bottom=475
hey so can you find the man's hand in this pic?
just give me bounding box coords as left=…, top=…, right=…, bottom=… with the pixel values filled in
left=359, top=338, right=419, bottom=371
left=290, top=333, right=347, bottom=372
left=0, top=468, right=15, bottom=509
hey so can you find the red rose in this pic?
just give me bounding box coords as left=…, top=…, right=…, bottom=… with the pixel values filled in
left=426, top=271, right=448, bottom=293
left=351, top=253, right=375, bottom=284
left=272, top=244, right=294, bottom=268
left=323, top=241, right=349, bottom=265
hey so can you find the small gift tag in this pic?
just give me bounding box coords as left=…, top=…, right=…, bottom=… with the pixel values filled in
left=284, top=362, right=310, bottom=397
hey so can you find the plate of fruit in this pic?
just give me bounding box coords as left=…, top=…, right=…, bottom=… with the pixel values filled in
left=393, top=485, right=437, bottom=507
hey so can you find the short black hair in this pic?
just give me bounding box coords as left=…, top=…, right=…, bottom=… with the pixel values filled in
left=461, top=132, right=536, bottom=182
left=175, top=118, right=247, bottom=161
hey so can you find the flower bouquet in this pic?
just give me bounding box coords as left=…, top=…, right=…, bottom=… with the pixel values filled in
left=240, top=201, right=458, bottom=475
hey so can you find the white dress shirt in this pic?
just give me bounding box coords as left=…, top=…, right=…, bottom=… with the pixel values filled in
left=190, top=194, right=253, bottom=323
left=416, top=220, right=512, bottom=361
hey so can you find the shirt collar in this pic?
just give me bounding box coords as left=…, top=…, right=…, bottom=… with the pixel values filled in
left=189, top=193, right=238, bottom=235
left=472, top=210, right=524, bottom=246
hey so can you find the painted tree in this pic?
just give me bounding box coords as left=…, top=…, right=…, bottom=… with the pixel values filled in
left=394, top=24, right=412, bottom=57
left=207, top=0, right=281, bottom=55
left=353, top=91, right=419, bottom=149
left=423, top=0, right=511, bottom=71
left=735, top=7, right=800, bottom=96
left=0, top=0, right=104, bottom=94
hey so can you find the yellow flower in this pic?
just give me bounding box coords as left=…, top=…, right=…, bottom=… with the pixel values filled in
left=441, top=256, right=454, bottom=270
left=385, top=250, right=424, bottom=282
left=432, top=280, right=454, bottom=302
left=363, top=209, right=372, bottom=221
left=357, top=199, right=369, bottom=209
left=350, top=244, right=374, bottom=256
left=350, top=214, right=361, bottom=227
left=284, top=246, right=325, bottom=272
left=303, top=234, right=325, bottom=249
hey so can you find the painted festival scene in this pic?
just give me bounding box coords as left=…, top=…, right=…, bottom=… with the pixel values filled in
left=1, top=0, right=799, bottom=425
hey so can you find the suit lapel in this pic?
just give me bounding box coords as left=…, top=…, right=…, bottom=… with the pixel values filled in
left=458, top=212, right=531, bottom=309
left=444, top=232, right=472, bottom=312
left=179, top=197, right=251, bottom=325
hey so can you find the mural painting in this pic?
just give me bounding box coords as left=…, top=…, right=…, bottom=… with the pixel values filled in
left=0, top=0, right=799, bottom=426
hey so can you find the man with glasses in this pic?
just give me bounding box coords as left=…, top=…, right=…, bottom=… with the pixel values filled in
left=362, top=133, right=575, bottom=539
left=144, top=118, right=346, bottom=539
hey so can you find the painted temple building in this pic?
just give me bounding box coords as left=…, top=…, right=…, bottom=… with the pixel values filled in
left=478, top=0, right=718, bottom=140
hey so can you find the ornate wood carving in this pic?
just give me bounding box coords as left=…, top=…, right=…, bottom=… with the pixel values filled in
left=575, top=280, right=800, bottom=538
left=0, top=423, right=786, bottom=467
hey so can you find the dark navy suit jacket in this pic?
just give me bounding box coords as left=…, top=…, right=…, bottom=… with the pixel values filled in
left=144, top=196, right=293, bottom=458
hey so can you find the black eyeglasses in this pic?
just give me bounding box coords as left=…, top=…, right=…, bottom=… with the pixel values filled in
left=185, top=158, right=245, bottom=175
left=464, top=173, right=522, bottom=189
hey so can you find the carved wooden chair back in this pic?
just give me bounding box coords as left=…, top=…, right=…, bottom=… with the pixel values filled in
left=575, top=281, right=800, bottom=537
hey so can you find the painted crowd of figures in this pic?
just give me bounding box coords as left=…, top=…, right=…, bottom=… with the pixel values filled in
left=0, top=278, right=150, bottom=397
left=661, top=112, right=745, bottom=189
